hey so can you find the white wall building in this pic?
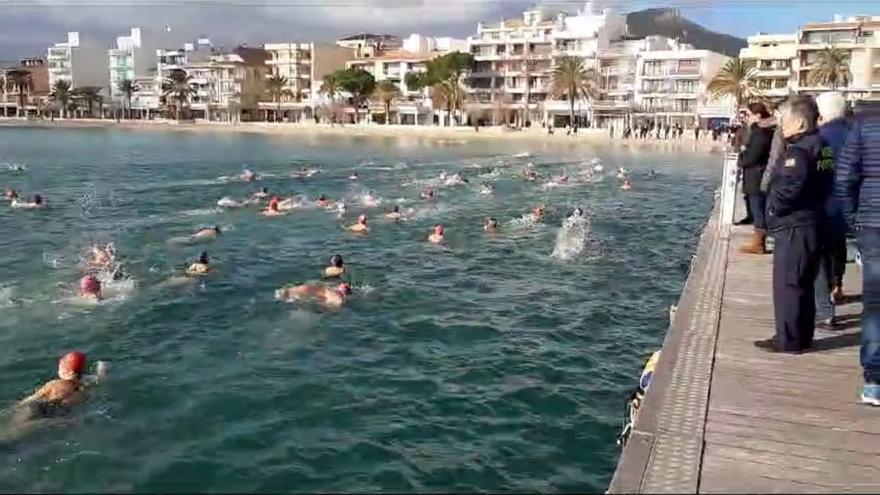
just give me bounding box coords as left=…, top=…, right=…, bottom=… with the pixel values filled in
left=797, top=15, right=880, bottom=99
left=633, top=41, right=730, bottom=126
left=467, top=1, right=627, bottom=126
left=47, top=32, right=108, bottom=92
left=108, top=27, right=175, bottom=103
left=739, top=33, right=799, bottom=100
left=402, top=34, right=467, bottom=54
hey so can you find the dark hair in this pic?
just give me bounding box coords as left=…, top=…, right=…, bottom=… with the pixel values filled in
left=391, top=205, right=399, bottom=213
left=33, top=194, right=42, bottom=204
left=261, top=187, right=268, bottom=193
left=783, top=95, right=819, bottom=134
left=331, top=254, right=344, bottom=267
left=198, top=252, right=209, bottom=264
left=214, top=225, right=221, bottom=234
left=747, top=102, right=771, bottom=119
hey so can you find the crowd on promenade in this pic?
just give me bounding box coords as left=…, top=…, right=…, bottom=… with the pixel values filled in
left=729, top=91, right=880, bottom=405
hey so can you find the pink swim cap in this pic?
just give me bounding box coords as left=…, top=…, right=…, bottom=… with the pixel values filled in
left=434, top=225, right=444, bottom=235
left=59, top=351, right=87, bottom=376
left=80, top=275, right=101, bottom=294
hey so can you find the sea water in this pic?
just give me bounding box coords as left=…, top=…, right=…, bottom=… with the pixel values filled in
left=0, top=128, right=717, bottom=492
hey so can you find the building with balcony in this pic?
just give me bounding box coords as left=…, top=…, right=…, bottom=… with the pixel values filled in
left=46, top=32, right=108, bottom=93
left=108, top=27, right=176, bottom=104
left=182, top=47, right=268, bottom=122
left=261, top=42, right=354, bottom=122
left=739, top=33, right=799, bottom=100
left=1, top=57, right=50, bottom=117
left=796, top=15, right=880, bottom=99
left=467, top=1, right=626, bottom=127
left=633, top=41, right=731, bottom=127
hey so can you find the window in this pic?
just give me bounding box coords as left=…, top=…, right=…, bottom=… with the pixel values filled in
left=804, top=30, right=855, bottom=44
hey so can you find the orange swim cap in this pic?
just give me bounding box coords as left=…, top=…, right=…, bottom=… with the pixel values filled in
left=80, top=275, right=101, bottom=294
left=59, top=351, right=87, bottom=376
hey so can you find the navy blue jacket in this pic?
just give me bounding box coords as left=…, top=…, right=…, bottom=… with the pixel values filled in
left=835, top=115, right=880, bottom=231
left=766, top=131, right=824, bottom=232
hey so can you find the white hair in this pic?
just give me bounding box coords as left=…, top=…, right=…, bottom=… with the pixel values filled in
left=816, top=92, right=846, bottom=121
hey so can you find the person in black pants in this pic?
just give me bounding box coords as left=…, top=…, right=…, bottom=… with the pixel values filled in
left=739, top=102, right=776, bottom=254
left=757, top=96, right=823, bottom=353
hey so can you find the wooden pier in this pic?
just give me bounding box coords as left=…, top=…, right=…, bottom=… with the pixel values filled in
left=609, top=165, right=880, bottom=493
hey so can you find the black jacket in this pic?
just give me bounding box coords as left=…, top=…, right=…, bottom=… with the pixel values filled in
left=766, top=131, right=825, bottom=232
left=740, top=122, right=775, bottom=194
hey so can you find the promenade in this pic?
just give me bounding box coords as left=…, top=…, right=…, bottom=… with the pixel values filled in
left=609, top=174, right=880, bottom=492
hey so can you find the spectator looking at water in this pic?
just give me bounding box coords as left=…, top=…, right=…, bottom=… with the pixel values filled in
left=739, top=102, right=776, bottom=255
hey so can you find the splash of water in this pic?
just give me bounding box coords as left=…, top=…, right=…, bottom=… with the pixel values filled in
left=551, top=213, right=590, bottom=260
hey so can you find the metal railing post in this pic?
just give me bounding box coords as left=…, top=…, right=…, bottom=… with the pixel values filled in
left=718, top=152, right=739, bottom=238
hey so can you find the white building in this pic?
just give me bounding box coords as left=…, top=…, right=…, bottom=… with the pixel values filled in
left=46, top=32, right=108, bottom=92
left=348, top=50, right=435, bottom=125
left=467, top=1, right=626, bottom=126
left=108, top=27, right=175, bottom=102
left=797, top=15, right=880, bottom=99
left=184, top=47, right=269, bottom=122
left=631, top=39, right=731, bottom=127
left=402, top=34, right=467, bottom=54
left=739, top=33, right=799, bottom=100
left=261, top=42, right=355, bottom=122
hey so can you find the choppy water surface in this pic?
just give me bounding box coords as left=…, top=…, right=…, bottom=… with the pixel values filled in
left=0, top=128, right=718, bottom=492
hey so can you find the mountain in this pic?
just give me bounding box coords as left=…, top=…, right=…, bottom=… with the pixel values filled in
left=626, top=8, right=746, bottom=57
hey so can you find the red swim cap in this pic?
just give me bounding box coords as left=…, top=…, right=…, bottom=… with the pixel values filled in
left=59, top=351, right=87, bottom=376
left=80, top=275, right=101, bottom=294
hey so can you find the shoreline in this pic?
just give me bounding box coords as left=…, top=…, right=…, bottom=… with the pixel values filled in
left=0, top=117, right=728, bottom=153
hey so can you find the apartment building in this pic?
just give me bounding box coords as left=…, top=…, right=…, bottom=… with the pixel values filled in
left=1, top=57, right=50, bottom=117
left=185, top=47, right=269, bottom=122
left=467, top=2, right=626, bottom=126
left=261, top=42, right=354, bottom=122
left=336, top=34, right=401, bottom=58
left=46, top=32, right=108, bottom=92
left=347, top=50, right=433, bottom=125
left=108, top=27, right=175, bottom=102
left=797, top=15, right=880, bottom=99
left=739, top=34, right=799, bottom=100
left=633, top=42, right=730, bottom=127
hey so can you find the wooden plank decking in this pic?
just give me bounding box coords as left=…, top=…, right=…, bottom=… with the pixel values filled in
left=610, top=200, right=880, bottom=493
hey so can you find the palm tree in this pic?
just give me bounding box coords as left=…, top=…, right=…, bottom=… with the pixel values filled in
left=707, top=58, right=760, bottom=111
left=264, top=74, right=289, bottom=123
left=808, top=46, right=851, bottom=90
left=372, top=80, right=401, bottom=125
left=117, top=79, right=138, bottom=119
left=50, top=79, right=72, bottom=119
left=73, top=86, right=102, bottom=118
left=321, top=74, right=340, bottom=102
left=163, top=69, right=196, bottom=121
left=550, top=55, right=599, bottom=128
left=5, top=70, right=32, bottom=118
left=430, top=82, right=455, bottom=126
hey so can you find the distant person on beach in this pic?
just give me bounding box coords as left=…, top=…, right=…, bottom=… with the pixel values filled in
left=275, top=282, right=351, bottom=308
left=757, top=96, right=823, bottom=355
left=834, top=99, right=880, bottom=405
left=324, top=254, right=346, bottom=278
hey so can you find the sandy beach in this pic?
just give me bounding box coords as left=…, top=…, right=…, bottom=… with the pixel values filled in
left=0, top=117, right=729, bottom=153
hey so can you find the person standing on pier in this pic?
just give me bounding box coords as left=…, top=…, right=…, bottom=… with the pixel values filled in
left=739, top=102, right=776, bottom=254
left=813, top=92, right=851, bottom=329
left=757, top=96, right=823, bottom=354
left=835, top=101, right=880, bottom=405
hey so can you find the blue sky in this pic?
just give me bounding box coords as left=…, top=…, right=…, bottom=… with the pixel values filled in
left=0, top=0, right=877, bottom=60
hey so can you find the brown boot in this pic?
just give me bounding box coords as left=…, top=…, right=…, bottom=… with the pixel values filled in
left=739, top=230, right=766, bottom=254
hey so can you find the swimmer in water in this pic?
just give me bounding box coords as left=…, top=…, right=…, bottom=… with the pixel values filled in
left=531, top=205, right=546, bottom=222
left=349, top=171, right=359, bottom=181
left=192, top=225, right=221, bottom=239
left=569, top=207, right=585, bottom=218
left=186, top=252, right=211, bottom=276
left=622, top=178, right=632, bottom=191
left=348, top=214, right=369, bottom=233
left=385, top=204, right=402, bottom=220
left=324, top=254, right=345, bottom=278
left=316, top=194, right=331, bottom=208
left=241, top=169, right=257, bottom=182
left=421, top=188, right=434, bottom=200
left=275, top=282, right=351, bottom=308
left=3, top=188, right=17, bottom=201
left=17, top=352, right=88, bottom=418
left=263, top=196, right=284, bottom=216
left=88, top=244, right=115, bottom=269
left=336, top=201, right=348, bottom=218
left=79, top=275, right=102, bottom=301
left=479, top=182, right=493, bottom=195
left=484, top=217, right=499, bottom=232
left=522, top=167, right=537, bottom=182
left=428, top=224, right=445, bottom=244
left=12, top=193, right=44, bottom=208
left=252, top=187, right=269, bottom=199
